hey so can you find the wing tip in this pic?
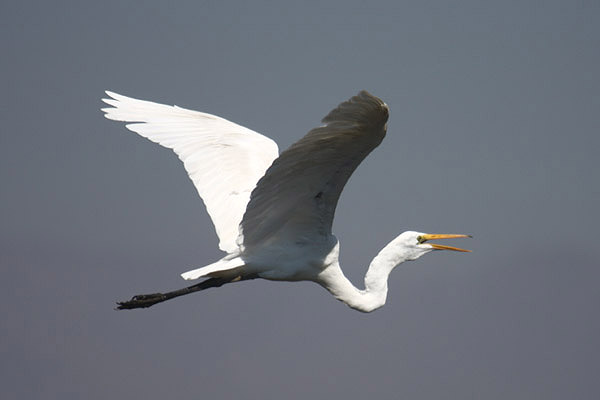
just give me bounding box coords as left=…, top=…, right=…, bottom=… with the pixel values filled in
left=322, top=90, right=389, bottom=127
left=101, top=90, right=121, bottom=113
left=102, top=90, right=120, bottom=103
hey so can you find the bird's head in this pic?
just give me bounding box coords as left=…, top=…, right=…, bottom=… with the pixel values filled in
left=395, top=231, right=472, bottom=261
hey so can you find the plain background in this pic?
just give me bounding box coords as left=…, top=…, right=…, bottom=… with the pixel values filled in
left=2, top=1, right=599, bottom=399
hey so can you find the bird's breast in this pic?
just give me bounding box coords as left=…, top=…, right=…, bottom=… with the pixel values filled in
left=245, top=240, right=339, bottom=282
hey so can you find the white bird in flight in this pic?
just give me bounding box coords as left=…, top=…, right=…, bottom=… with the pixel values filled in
left=102, top=90, right=470, bottom=312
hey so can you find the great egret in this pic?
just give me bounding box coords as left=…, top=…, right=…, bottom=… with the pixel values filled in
left=102, top=91, right=470, bottom=312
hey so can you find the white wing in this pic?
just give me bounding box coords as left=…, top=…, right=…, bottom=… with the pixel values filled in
left=101, top=91, right=279, bottom=253
left=240, top=91, right=389, bottom=249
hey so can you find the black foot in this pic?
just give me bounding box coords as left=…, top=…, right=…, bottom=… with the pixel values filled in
left=116, top=293, right=167, bottom=310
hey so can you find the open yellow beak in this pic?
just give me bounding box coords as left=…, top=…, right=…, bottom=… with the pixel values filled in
left=419, top=233, right=472, bottom=252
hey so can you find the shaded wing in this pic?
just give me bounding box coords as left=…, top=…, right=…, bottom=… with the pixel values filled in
left=101, top=91, right=279, bottom=253
left=239, top=91, right=389, bottom=249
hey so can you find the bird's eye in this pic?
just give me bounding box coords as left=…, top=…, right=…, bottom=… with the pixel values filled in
left=417, top=235, right=425, bottom=244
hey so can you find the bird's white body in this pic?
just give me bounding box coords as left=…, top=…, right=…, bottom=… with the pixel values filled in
left=103, top=91, right=470, bottom=312
left=239, top=238, right=337, bottom=281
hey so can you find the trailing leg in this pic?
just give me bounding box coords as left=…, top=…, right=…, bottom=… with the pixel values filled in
left=116, top=274, right=258, bottom=310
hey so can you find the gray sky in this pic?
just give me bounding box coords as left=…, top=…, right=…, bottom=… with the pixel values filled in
left=2, top=1, right=599, bottom=399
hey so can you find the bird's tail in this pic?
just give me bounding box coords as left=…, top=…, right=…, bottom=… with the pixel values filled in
left=180, top=257, right=246, bottom=280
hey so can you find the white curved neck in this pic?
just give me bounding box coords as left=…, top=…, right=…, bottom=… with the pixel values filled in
left=318, top=240, right=410, bottom=313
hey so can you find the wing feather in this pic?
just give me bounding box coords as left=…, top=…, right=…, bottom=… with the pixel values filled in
left=101, top=91, right=279, bottom=253
left=239, top=91, right=389, bottom=249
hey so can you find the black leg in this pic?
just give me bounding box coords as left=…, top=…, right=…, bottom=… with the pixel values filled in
left=116, top=274, right=257, bottom=310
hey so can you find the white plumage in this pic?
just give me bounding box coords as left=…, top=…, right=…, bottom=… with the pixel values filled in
left=102, top=91, right=278, bottom=254
left=102, top=91, right=470, bottom=312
